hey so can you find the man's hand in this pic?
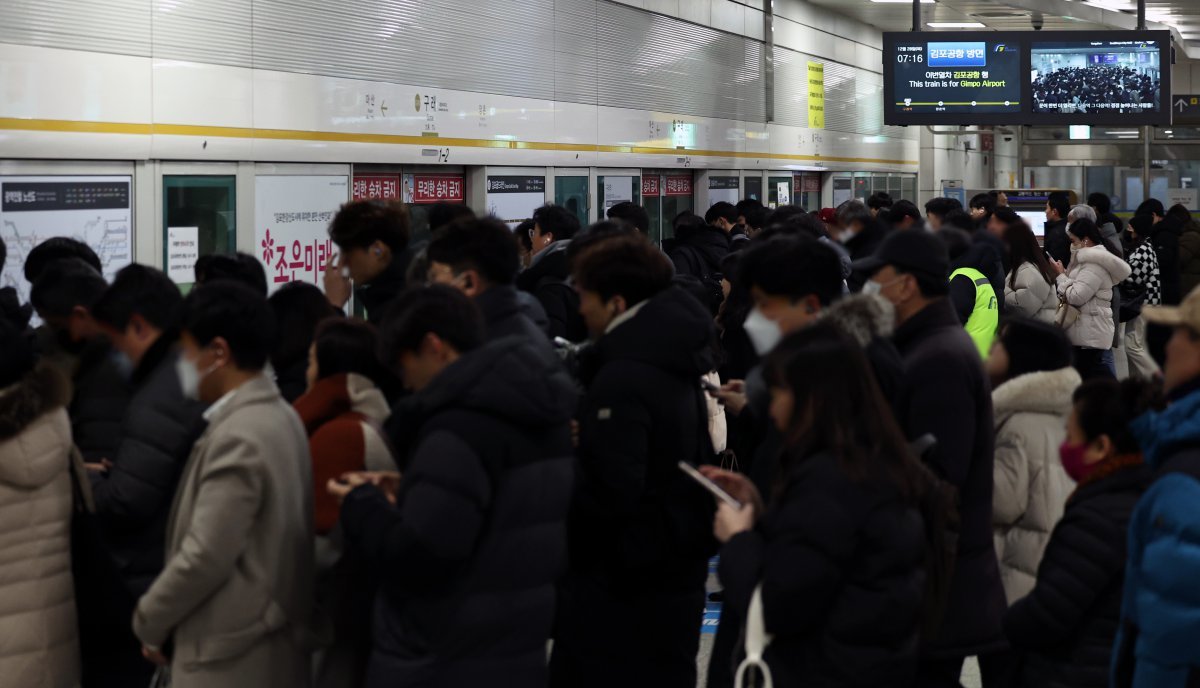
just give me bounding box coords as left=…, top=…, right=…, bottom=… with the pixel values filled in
left=141, top=645, right=168, bottom=666
left=324, top=252, right=352, bottom=309
left=360, top=471, right=402, bottom=505
left=698, top=465, right=765, bottom=516
left=84, top=458, right=113, bottom=474
left=326, top=472, right=372, bottom=505
left=713, top=380, right=748, bottom=417
left=714, top=502, right=756, bottom=544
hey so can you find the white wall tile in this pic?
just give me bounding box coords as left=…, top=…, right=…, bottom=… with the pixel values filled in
left=679, top=0, right=712, bottom=25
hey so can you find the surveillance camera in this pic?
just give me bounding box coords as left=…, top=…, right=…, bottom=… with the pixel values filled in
left=1031, top=12, right=1044, bottom=30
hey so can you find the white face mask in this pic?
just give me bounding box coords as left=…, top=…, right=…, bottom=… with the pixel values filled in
left=176, top=353, right=219, bottom=401
left=862, top=280, right=883, bottom=296
left=744, top=307, right=783, bottom=356
left=1070, top=244, right=1080, bottom=255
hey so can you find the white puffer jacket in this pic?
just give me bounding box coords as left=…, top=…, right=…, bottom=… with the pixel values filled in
left=0, top=367, right=80, bottom=688
left=1056, top=246, right=1131, bottom=349
left=1005, top=261, right=1058, bottom=323
left=991, top=366, right=1081, bottom=604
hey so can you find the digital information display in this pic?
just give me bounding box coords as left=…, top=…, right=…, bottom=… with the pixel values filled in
left=1031, top=38, right=1162, bottom=116
left=891, top=38, right=1021, bottom=116
left=883, top=30, right=1171, bottom=126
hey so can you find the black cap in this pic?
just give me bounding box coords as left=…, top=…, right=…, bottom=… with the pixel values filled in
left=853, top=229, right=949, bottom=282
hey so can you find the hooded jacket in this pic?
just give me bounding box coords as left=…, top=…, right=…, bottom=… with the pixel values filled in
left=1175, top=218, right=1200, bottom=299
left=342, top=337, right=575, bottom=688
left=516, top=241, right=587, bottom=343
left=667, top=224, right=730, bottom=281
left=1006, top=261, right=1059, bottom=323
left=357, top=257, right=408, bottom=325
left=1056, top=246, right=1131, bottom=349
left=0, top=366, right=80, bottom=688
left=820, top=293, right=903, bottom=413
left=1149, top=215, right=1183, bottom=305
left=1113, top=387, right=1200, bottom=687
left=990, top=367, right=1080, bottom=604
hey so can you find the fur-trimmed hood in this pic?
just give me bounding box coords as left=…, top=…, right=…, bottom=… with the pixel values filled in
left=992, top=366, right=1081, bottom=426
left=1070, top=245, right=1131, bottom=283
left=820, top=293, right=895, bottom=348
left=0, top=366, right=71, bottom=441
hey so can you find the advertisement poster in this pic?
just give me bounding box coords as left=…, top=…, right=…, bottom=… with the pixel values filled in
left=486, top=176, right=545, bottom=228
left=708, top=176, right=740, bottom=206
left=166, top=226, right=199, bottom=284
left=255, top=175, right=349, bottom=292
left=0, top=175, right=133, bottom=308
left=807, top=61, right=825, bottom=129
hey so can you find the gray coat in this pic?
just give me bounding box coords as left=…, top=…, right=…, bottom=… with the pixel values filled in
left=134, top=375, right=315, bottom=688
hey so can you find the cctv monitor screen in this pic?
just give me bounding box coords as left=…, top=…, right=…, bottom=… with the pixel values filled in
left=1031, top=37, right=1164, bottom=119
left=885, top=33, right=1023, bottom=125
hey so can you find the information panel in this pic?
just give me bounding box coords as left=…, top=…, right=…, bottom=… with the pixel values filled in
left=1031, top=37, right=1163, bottom=117
left=891, top=38, right=1021, bottom=118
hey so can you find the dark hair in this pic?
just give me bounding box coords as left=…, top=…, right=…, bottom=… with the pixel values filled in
left=1067, top=218, right=1120, bottom=257
left=997, top=317, right=1072, bottom=379
left=867, top=192, right=894, bottom=212
left=1128, top=213, right=1154, bottom=240
left=0, top=287, right=32, bottom=331
left=1003, top=222, right=1055, bottom=290
left=763, top=323, right=921, bottom=499
left=736, top=198, right=765, bottom=217
left=1135, top=199, right=1165, bottom=218
left=572, top=233, right=673, bottom=306
left=427, top=216, right=520, bottom=286
left=1074, top=378, right=1164, bottom=454
left=92, top=264, right=182, bottom=332
left=838, top=200, right=871, bottom=227
left=515, top=220, right=535, bottom=253
left=941, top=209, right=976, bottom=233
left=179, top=281, right=275, bottom=370
left=739, top=236, right=842, bottom=306
left=992, top=206, right=1020, bottom=226
left=758, top=212, right=829, bottom=241
left=937, top=228, right=973, bottom=262
left=969, top=193, right=995, bottom=215
left=895, top=266, right=950, bottom=298
left=888, top=200, right=922, bottom=224
left=0, top=317, right=35, bottom=388
left=268, top=281, right=338, bottom=376
left=1047, top=191, right=1071, bottom=220
left=23, top=238, right=102, bottom=283
left=1087, top=192, right=1112, bottom=215
left=924, top=197, right=963, bottom=219
left=328, top=200, right=412, bottom=253
left=378, top=285, right=484, bottom=361
left=533, top=204, right=580, bottom=242
left=566, top=220, right=639, bottom=269
left=195, top=253, right=267, bottom=295
left=768, top=204, right=810, bottom=227
left=607, top=202, right=650, bottom=235
left=0, top=237, right=5, bottom=273
left=1167, top=204, right=1192, bottom=227
left=427, top=203, right=475, bottom=233
left=314, top=318, right=384, bottom=384
left=30, top=259, right=107, bottom=318
left=744, top=205, right=771, bottom=231
left=706, top=202, right=739, bottom=226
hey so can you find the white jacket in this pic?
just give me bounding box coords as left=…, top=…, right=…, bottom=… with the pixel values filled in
left=1004, top=261, right=1058, bottom=323
left=991, top=366, right=1080, bottom=604
left=1056, top=246, right=1131, bottom=349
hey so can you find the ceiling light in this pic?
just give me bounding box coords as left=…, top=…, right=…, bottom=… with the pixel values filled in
left=927, top=22, right=986, bottom=28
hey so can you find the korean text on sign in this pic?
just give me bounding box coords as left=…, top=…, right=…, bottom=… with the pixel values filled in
left=261, top=228, right=334, bottom=286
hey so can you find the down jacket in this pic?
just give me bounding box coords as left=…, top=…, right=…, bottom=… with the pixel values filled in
left=1056, top=247, right=1131, bottom=349
left=1005, top=261, right=1058, bottom=323
left=0, top=366, right=80, bottom=688
left=991, top=366, right=1080, bottom=605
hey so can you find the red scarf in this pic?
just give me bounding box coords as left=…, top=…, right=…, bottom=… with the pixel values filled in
left=1069, top=453, right=1144, bottom=499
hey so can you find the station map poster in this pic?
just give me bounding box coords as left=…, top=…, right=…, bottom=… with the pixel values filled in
left=486, top=176, right=546, bottom=229
left=0, top=175, right=133, bottom=310
left=255, top=175, right=349, bottom=293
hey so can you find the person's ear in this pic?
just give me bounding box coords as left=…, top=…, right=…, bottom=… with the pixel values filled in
left=1092, top=434, right=1114, bottom=458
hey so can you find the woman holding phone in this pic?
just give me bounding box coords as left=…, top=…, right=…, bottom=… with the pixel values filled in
left=701, top=323, right=927, bottom=687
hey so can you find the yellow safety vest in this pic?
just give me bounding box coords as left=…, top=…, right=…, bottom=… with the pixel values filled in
left=950, top=267, right=999, bottom=360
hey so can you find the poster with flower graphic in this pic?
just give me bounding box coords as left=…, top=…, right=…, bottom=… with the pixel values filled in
left=254, top=175, right=349, bottom=293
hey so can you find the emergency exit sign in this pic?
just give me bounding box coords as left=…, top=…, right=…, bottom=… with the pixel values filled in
left=1174, top=95, right=1200, bottom=125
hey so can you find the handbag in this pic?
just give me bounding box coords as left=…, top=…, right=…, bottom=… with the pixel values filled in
left=1055, top=295, right=1081, bottom=330
left=733, top=585, right=775, bottom=688
left=1118, top=281, right=1148, bottom=323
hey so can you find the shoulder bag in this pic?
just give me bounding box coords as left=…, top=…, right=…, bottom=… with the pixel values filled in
left=733, top=584, right=774, bottom=688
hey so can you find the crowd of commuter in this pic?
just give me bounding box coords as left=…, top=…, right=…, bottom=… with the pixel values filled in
left=3, top=183, right=1200, bottom=688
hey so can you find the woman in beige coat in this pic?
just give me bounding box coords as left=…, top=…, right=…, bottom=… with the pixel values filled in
left=1050, top=218, right=1131, bottom=380
left=986, top=318, right=1081, bottom=605
left=1001, top=222, right=1058, bottom=322
left=0, top=319, right=80, bottom=688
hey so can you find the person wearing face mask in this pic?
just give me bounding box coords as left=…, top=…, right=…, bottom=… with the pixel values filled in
left=132, top=281, right=315, bottom=688
left=323, top=199, right=413, bottom=324
left=1003, top=378, right=1158, bottom=688
left=839, top=202, right=888, bottom=262
left=550, top=234, right=717, bottom=688
left=74, top=265, right=208, bottom=688
left=1049, top=218, right=1131, bottom=381
left=858, top=229, right=1008, bottom=687
left=29, top=257, right=132, bottom=465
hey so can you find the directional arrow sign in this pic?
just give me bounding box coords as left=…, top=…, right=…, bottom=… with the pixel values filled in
left=1175, top=95, right=1200, bottom=125
left=1178, top=99, right=1189, bottom=113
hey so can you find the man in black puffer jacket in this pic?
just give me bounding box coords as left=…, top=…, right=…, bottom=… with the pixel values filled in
left=517, top=204, right=587, bottom=342
left=1004, top=378, right=1156, bottom=688
left=336, top=285, right=575, bottom=688
left=668, top=211, right=731, bottom=281
left=550, top=234, right=717, bottom=688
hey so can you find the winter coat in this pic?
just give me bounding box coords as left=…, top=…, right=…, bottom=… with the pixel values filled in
left=1126, top=241, right=1163, bottom=307
left=949, top=242, right=1004, bottom=337
left=552, top=286, right=717, bottom=688
left=1177, top=219, right=1200, bottom=298
left=0, top=366, right=80, bottom=688
left=516, top=241, right=587, bottom=343
left=893, top=299, right=1007, bottom=656
left=475, top=284, right=554, bottom=354
left=844, top=221, right=888, bottom=262
left=821, top=293, right=903, bottom=413
left=719, top=451, right=924, bottom=688
left=1004, top=458, right=1153, bottom=688
left=293, top=373, right=392, bottom=536
left=68, top=339, right=131, bottom=462
left=991, top=367, right=1080, bottom=605
left=133, top=375, right=315, bottom=688
left=1056, top=246, right=1131, bottom=349
left=342, top=337, right=575, bottom=688
left=667, top=224, right=729, bottom=280
left=1114, top=386, right=1200, bottom=687
left=1045, top=219, right=1071, bottom=267
left=1148, top=215, right=1183, bottom=305
left=1005, top=261, right=1058, bottom=323
left=357, top=257, right=408, bottom=325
